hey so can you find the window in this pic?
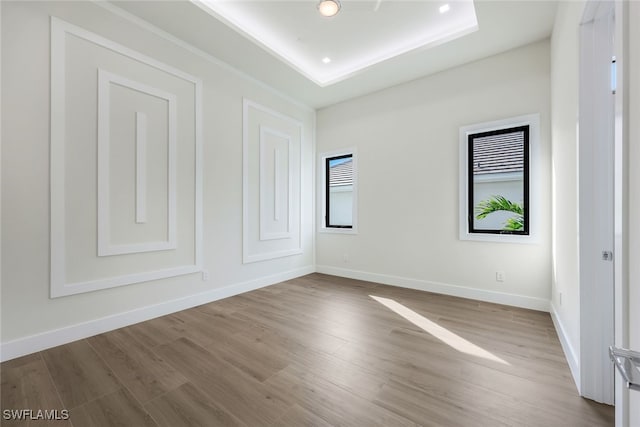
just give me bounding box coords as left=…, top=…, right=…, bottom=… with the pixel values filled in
left=469, top=126, right=529, bottom=234
left=459, top=114, right=539, bottom=243
left=611, top=56, right=617, bottom=94
left=320, top=149, right=357, bottom=233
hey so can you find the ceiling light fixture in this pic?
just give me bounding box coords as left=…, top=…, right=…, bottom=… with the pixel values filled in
left=318, top=0, right=341, bottom=17
left=439, top=4, right=450, bottom=14
left=322, top=57, right=331, bottom=64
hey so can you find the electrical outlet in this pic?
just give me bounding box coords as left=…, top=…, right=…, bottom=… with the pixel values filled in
left=343, top=254, right=349, bottom=263
left=559, top=292, right=563, bottom=306
left=496, top=271, right=505, bottom=282
left=202, top=270, right=209, bottom=281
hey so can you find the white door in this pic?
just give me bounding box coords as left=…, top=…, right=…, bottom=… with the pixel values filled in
left=578, top=0, right=615, bottom=405
left=625, top=1, right=640, bottom=424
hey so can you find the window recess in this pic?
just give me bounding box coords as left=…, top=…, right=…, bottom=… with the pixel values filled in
left=459, top=114, right=540, bottom=243
left=320, top=149, right=357, bottom=234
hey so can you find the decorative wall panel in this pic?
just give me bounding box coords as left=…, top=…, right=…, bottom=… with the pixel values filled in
left=243, top=100, right=302, bottom=263
left=259, top=126, right=293, bottom=241
left=50, top=18, right=202, bottom=297
left=97, top=69, right=177, bottom=256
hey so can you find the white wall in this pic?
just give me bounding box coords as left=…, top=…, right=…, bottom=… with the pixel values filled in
left=316, top=41, right=552, bottom=311
left=1, top=1, right=314, bottom=359
left=549, top=0, right=586, bottom=388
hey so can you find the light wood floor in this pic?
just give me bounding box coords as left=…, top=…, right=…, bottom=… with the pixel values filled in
left=1, top=273, right=613, bottom=426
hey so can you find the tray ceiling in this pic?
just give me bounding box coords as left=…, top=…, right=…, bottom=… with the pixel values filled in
left=109, top=1, right=558, bottom=108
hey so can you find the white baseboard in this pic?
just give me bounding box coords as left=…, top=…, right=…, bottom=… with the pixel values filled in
left=315, top=265, right=550, bottom=312
left=0, top=265, right=314, bottom=362
left=550, top=302, right=581, bottom=393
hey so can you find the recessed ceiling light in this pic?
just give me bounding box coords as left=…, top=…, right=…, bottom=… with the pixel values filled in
left=318, top=0, right=341, bottom=18
left=439, top=4, right=450, bottom=14
left=322, top=57, right=331, bottom=64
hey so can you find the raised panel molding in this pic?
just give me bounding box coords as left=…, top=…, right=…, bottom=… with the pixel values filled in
left=259, top=125, right=293, bottom=241
left=136, top=111, right=148, bottom=224
left=50, top=17, right=203, bottom=298
left=97, top=69, right=177, bottom=256
left=243, top=99, right=303, bottom=263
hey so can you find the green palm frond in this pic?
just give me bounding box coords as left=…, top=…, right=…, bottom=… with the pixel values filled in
left=475, top=195, right=524, bottom=231
left=504, top=216, right=524, bottom=231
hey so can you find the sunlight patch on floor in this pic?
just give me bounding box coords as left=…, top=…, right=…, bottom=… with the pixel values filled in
left=369, top=295, right=509, bottom=365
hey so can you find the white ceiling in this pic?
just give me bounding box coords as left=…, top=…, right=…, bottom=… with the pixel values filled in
left=111, top=1, right=558, bottom=109
left=193, top=0, right=479, bottom=86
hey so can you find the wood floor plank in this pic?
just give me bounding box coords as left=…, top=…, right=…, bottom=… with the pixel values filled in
left=384, top=326, right=570, bottom=386
left=153, top=338, right=292, bottom=427
left=201, top=295, right=252, bottom=315
left=0, top=354, right=71, bottom=426
left=334, top=323, right=577, bottom=407
left=188, top=304, right=254, bottom=334
left=86, top=329, right=187, bottom=404
left=144, top=382, right=246, bottom=427
left=203, top=329, right=290, bottom=383
left=252, top=288, right=426, bottom=343
left=330, top=337, right=556, bottom=426
left=374, top=378, right=510, bottom=427
left=69, top=388, right=157, bottom=427
left=124, top=314, right=188, bottom=349
left=168, top=309, right=246, bottom=349
left=230, top=319, right=349, bottom=376
left=40, top=340, right=120, bottom=409
left=264, top=366, right=418, bottom=427
left=284, top=349, right=386, bottom=401
left=232, top=306, right=349, bottom=355
left=271, top=404, right=335, bottom=427
left=456, top=359, right=618, bottom=426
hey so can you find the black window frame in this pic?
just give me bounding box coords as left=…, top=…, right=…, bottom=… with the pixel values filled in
left=467, top=125, right=530, bottom=235
left=325, top=153, right=353, bottom=229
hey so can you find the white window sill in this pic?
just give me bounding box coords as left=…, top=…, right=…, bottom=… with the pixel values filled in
left=459, top=232, right=539, bottom=244
left=319, top=227, right=358, bottom=235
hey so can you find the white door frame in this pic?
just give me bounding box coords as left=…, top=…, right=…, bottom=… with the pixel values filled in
left=578, top=0, right=615, bottom=406
left=613, top=1, right=631, bottom=425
